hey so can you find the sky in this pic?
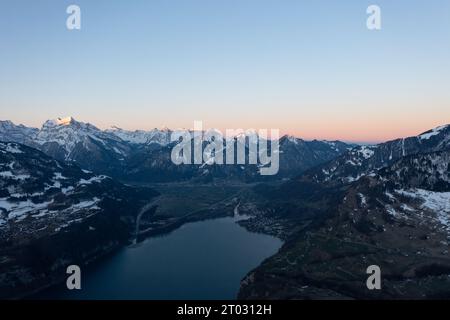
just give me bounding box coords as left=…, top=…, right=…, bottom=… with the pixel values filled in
left=0, top=0, right=449, bottom=143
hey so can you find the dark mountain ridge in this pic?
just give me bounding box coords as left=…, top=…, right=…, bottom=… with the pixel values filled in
left=303, top=124, right=450, bottom=186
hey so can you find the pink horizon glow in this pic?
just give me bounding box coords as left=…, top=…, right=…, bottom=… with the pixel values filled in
left=5, top=116, right=448, bottom=145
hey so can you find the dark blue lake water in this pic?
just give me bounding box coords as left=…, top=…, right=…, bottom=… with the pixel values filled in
left=38, top=216, right=282, bottom=299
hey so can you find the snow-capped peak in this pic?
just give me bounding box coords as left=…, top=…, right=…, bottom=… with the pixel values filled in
left=43, top=116, right=77, bottom=127
left=56, top=116, right=75, bottom=126
left=107, top=126, right=172, bottom=145
left=35, top=117, right=119, bottom=157
left=278, top=135, right=305, bottom=145
left=418, top=124, right=449, bottom=140
left=285, top=135, right=300, bottom=144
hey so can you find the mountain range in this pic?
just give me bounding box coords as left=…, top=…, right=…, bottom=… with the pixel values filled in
left=0, top=117, right=354, bottom=182
left=304, top=124, right=450, bottom=186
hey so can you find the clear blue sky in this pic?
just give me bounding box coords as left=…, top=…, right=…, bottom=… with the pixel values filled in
left=1, top=0, right=449, bottom=142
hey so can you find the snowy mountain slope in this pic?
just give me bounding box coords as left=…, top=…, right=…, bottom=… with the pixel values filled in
left=240, top=149, right=450, bottom=299
left=304, top=124, right=450, bottom=185
left=344, top=149, right=450, bottom=239
left=33, top=117, right=131, bottom=161
left=0, top=120, right=38, bottom=145
left=0, top=117, right=135, bottom=176
left=0, top=141, right=159, bottom=298
left=0, top=141, right=158, bottom=241
left=106, top=126, right=172, bottom=145
left=34, top=117, right=124, bottom=155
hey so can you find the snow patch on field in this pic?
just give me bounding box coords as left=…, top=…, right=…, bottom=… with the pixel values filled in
left=385, top=192, right=396, bottom=201
left=344, top=174, right=364, bottom=183
left=0, top=199, right=53, bottom=220
left=5, top=144, right=24, bottom=154
left=0, top=196, right=102, bottom=228
left=70, top=198, right=101, bottom=210
left=45, top=180, right=61, bottom=189
left=79, top=175, right=107, bottom=185
left=0, top=171, right=30, bottom=181
left=54, top=172, right=67, bottom=180
left=395, top=188, right=450, bottom=231
left=386, top=205, right=401, bottom=218
left=61, top=186, right=75, bottom=194
left=358, top=193, right=367, bottom=206
left=358, top=146, right=375, bottom=159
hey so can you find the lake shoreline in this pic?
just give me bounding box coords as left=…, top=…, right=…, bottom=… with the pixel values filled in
left=33, top=214, right=283, bottom=300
